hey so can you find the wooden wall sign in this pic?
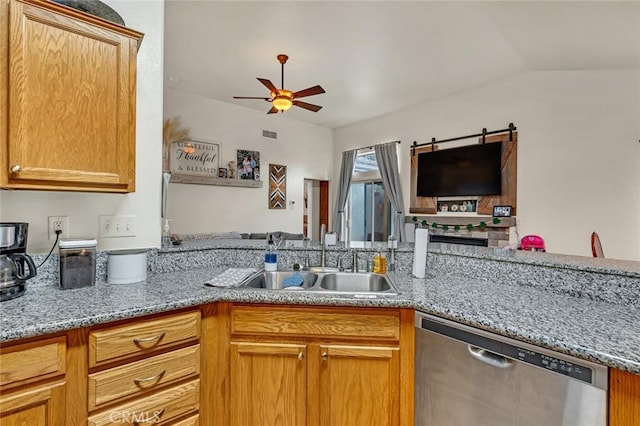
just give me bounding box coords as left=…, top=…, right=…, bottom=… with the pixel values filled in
left=169, top=139, right=220, bottom=179
left=269, top=164, right=287, bottom=209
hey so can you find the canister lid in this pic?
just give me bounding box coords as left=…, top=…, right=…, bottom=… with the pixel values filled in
left=59, top=238, right=97, bottom=249
left=107, top=249, right=147, bottom=255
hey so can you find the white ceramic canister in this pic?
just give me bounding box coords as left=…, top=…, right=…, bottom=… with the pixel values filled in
left=107, top=249, right=148, bottom=284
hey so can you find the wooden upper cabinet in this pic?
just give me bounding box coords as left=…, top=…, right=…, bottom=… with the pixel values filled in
left=0, top=0, right=143, bottom=192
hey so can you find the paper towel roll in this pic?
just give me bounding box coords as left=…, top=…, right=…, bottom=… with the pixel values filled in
left=412, top=228, right=429, bottom=278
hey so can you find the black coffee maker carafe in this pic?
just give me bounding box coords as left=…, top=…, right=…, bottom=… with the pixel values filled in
left=0, top=222, right=37, bottom=301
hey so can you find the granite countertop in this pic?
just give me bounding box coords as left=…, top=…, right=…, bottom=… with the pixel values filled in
left=1, top=265, right=639, bottom=375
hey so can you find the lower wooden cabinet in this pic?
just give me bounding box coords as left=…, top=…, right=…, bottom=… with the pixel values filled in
left=318, top=344, right=399, bottom=426
left=609, top=368, right=640, bottom=426
left=86, top=310, right=202, bottom=425
left=0, top=336, right=67, bottom=425
left=0, top=380, right=66, bottom=425
left=230, top=342, right=307, bottom=426
left=224, top=304, right=412, bottom=426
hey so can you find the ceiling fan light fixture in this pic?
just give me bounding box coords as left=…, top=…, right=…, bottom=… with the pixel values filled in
left=272, top=93, right=293, bottom=111
left=273, top=97, right=292, bottom=111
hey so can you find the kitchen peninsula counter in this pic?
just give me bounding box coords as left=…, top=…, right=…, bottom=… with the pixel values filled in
left=1, top=240, right=639, bottom=376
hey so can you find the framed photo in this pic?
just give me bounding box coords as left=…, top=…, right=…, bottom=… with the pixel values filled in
left=218, top=167, right=227, bottom=178
left=169, top=139, right=220, bottom=177
left=493, top=205, right=512, bottom=217
left=237, top=149, right=260, bottom=180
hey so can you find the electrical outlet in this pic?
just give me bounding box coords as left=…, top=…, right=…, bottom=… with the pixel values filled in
left=48, top=216, right=69, bottom=240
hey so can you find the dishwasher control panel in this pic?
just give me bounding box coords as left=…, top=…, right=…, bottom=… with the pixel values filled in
left=513, top=348, right=592, bottom=383
left=421, top=317, right=594, bottom=385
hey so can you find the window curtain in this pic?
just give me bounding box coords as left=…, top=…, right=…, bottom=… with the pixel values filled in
left=375, top=142, right=407, bottom=242
left=332, top=149, right=357, bottom=240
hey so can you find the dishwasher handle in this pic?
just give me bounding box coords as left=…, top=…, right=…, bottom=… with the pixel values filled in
left=468, top=346, right=513, bottom=369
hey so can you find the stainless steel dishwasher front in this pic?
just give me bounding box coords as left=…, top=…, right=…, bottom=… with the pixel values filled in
left=415, top=311, right=608, bottom=426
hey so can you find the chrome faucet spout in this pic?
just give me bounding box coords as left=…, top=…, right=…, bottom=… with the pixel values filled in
left=320, top=224, right=326, bottom=267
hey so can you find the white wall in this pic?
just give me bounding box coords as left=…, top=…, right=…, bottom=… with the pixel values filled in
left=0, top=0, right=165, bottom=254
left=333, top=70, right=640, bottom=261
left=163, top=90, right=333, bottom=235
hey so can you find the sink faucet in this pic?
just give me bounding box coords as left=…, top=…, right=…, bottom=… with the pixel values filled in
left=351, top=250, right=359, bottom=273
left=320, top=224, right=327, bottom=267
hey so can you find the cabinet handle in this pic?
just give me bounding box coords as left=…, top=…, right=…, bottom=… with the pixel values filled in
left=321, top=351, right=328, bottom=361
left=132, top=408, right=165, bottom=426
left=133, top=332, right=166, bottom=346
left=10, top=165, right=21, bottom=173
left=133, top=369, right=166, bottom=385
left=298, top=352, right=304, bottom=361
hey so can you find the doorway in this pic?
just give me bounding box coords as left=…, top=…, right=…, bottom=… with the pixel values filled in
left=303, top=179, right=329, bottom=240
left=349, top=180, right=391, bottom=242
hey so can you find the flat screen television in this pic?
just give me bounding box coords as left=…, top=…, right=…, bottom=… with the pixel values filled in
left=417, top=142, right=502, bottom=197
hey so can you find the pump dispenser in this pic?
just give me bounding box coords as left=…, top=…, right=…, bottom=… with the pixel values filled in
left=264, top=234, right=278, bottom=271
left=161, top=218, right=172, bottom=248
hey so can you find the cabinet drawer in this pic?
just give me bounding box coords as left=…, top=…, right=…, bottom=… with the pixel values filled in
left=0, top=336, right=66, bottom=387
left=89, top=311, right=200, bottom=367
left=231, top=305, right=400, bottom=340
left=88, top=345, right=200, bottom=410
left=88, top=379, right=199, bottom=426
left=172, top=415, right=199, bottom=426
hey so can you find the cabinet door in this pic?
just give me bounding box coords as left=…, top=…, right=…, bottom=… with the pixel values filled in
left=3, top=0, right=140, bottom=192
left=0, top=381, right=66, bottom=425
left=230, top=342, right=307, bottom=426
left=317, top=344, right=399, bottom=426
left=609, top=368, right=640, bottom=426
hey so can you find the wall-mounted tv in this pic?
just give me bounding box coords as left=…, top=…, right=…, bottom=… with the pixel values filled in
left=417, top=142, right=503, bottom=197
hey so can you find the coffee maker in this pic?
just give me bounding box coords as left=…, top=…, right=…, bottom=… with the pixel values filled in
left=0, top=222, right=37, bottom=301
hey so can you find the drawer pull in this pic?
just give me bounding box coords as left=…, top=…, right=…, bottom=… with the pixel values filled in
left=321, top=351, right=328, bottom=361
left=10, top=165, right=21, bottom=173
left=133, top=408, right=165, bottom=426
left=133, top=332, right=166, bottom=346
left=298, top=352, right=304, bottom=361
left=133, top=369, right=166, bottom=386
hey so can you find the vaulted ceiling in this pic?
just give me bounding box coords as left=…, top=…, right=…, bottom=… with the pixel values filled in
left=164, top=1, right=640, bottom=129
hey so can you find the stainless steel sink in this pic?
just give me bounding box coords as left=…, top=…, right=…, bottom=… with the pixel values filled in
left=237, top=269, right=399, bottom=296
left=304, top=266, right=341, bottom=273
left=319, top=272, right=398, bottom=294
left=240, top=270, right=318, bottom=290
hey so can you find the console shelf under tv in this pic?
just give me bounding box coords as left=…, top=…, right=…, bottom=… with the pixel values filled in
left=409, top=129, right=517, bottom=216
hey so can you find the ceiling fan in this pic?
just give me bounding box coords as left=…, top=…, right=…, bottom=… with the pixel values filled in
left=233, top=54, right=325, bottom=114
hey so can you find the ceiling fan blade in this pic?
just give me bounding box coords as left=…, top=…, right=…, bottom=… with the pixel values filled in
left=267, top=106, right=279, bottom=114
left=233, top=96, right=271, bottom=100
left=293, top=100, right=322, bottom=112
left=293, top=85, right=325, bottom=99
left=257, top=78, right=278, bottom=93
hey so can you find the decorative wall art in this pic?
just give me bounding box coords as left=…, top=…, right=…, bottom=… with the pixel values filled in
left=169, top=139, right=220, bottom=180
left=236, top=149, right=260, bottom=180
left=269, top=164, right=287, bottom=209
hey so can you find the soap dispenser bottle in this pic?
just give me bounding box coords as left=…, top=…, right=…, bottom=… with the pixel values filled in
left=264, top=234, right=278, bottom=271
left=161, top=218, right=172, bottom=248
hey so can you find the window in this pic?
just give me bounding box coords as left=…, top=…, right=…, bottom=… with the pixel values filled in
left=348, top=151, right=392, bottom=242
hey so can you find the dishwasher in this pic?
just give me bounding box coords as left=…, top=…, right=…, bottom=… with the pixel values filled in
left=415, top=312, right=608, bottom=426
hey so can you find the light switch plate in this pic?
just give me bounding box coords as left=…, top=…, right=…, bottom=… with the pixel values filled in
left=99, top=215, right=136, bottom=238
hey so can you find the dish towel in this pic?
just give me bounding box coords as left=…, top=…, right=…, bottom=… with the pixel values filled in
left=204, top=268, right=258, bottom=288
